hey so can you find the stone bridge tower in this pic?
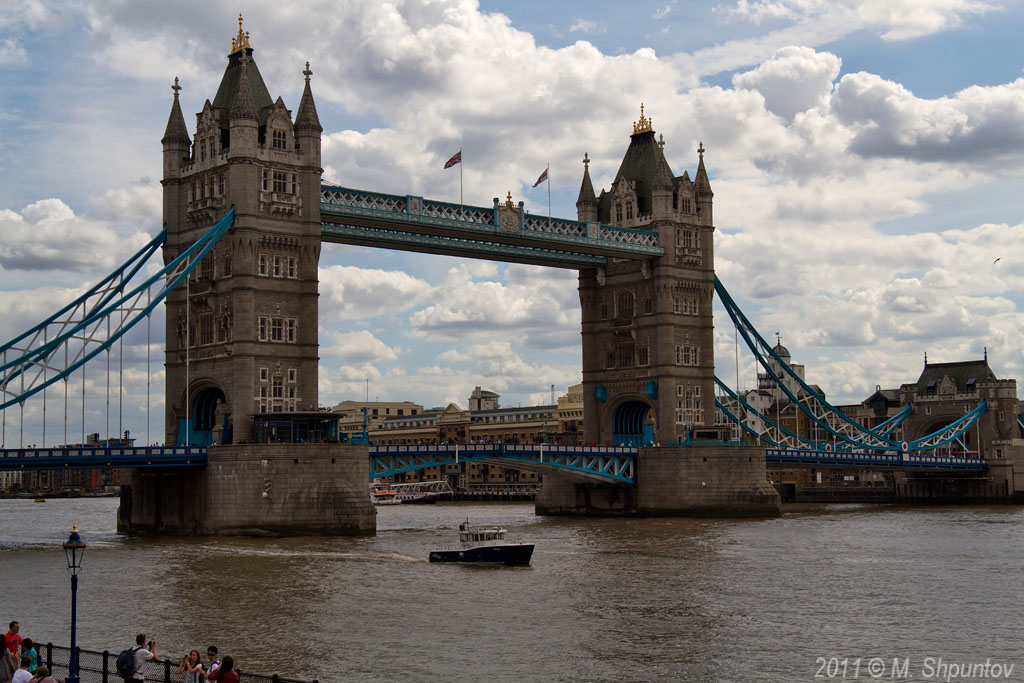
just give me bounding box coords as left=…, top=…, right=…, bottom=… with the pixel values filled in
left=577, top=107, right=721, bottom=445
left=161, top=18, right=323, bottom=445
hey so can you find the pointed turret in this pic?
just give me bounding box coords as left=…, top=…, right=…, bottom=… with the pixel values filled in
left=651, top=135, right=675, bottom=217
left=694, top=141, right=713, bottom=223
left=295, top=62, right=323, bottom=133
left=228, top=57, right=259, bottom=156
left=293, top=62, right=323, bottom=169
left=162, top=77, right=190, bottom=179
left=229, top=58, right=259, bottom=122
left=576, top=152, right=598, bottom=222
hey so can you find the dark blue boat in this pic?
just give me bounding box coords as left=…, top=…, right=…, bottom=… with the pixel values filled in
left=429, top=524, right=534, bottom=565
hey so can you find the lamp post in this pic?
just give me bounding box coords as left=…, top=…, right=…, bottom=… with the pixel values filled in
left=62, top=524, right=86, bottom=683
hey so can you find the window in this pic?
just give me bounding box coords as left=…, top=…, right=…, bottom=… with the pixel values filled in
left=675, top=345, right=700, bottom=366
left=618, top=343, right=634, bottom=367
left=681, top=197, right=692, bottom=213
left=288, top=257, right=297, bottom=278
left=272, top=377, right=283, bottom=398
left=617, top=291, right=634, bottom=318
left=273, top=171, right=287, bottom=193
left=258, top=317, right=268, bottom=341
left=291, top=174, right=297, bottom=194
left=272, top=256, right=281, bottom=277
left=600, top=302, right=608, bottom=319
left=271, top=318, right=283, bottom=341
left=638, top=346, right=649, bottom=366
left=286, top=319, right=296, bottom=342
left=258, top=254, right=268, bottom=276
left=262, top=169, right=268, bottom=191
left=199, top=315, right=213, bottom=345
left=200, top=254, right=214, bottom=279
left=288, top=368, right=296, bottom=383
left=200, top=140, right=206, bottom=162
left=273, top=129, right=287, bottom=149
left=626, top=203, right=633, bottom=220
left=218, top=174, right=225, bottom=195
left=222, top=253, right=232, bottom=277
left=259, top=367, right=268, bottom=382
left=644, top=298, right=653, bottom=314
left=615, top=204, right=623, bottom=223
left=674, top=298, right=682, bottom=314
left=606, top=350, right=616, bottom=369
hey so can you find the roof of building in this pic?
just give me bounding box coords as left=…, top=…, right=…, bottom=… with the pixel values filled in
left=212, top=48, right=274, bottom=129
left=915, top=359, right=996, bottom=392
left=598, top=130, right=663, bottom=222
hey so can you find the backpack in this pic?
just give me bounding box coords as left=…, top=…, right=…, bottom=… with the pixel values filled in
left=115, top=646, right=140, bottom=680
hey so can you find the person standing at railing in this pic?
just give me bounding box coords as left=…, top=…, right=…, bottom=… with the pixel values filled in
left=206, top=655, right=238, bottom=683
left=10, top=658, right=29, bottom=683
left=0, top=644, right=16, bottom=683
left=18, top=642, right=35, bottom=674
left=3, top=623, right=21, bottom=658
left=126, top=634, right=158, bottom=682
left=178, top=650, right=205, bottom=683
left=26, top=665, right=55, bottom=683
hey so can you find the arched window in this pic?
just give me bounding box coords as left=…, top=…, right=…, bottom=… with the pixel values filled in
left=617, top=291, right=634, bottom=318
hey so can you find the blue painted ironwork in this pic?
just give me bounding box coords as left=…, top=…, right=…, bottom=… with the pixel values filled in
left=369, top=443, right=636, bottom=483
left=0, top=446, right=207, bottom=470
left=714, top=276, right=986, bottom=451
left=0, top=208, right=235, bottom=410
left=320, top=184, right=663, bottom=266
left=766, top=447, right=988, bottom=472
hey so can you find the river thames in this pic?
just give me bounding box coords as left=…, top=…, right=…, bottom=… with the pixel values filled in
left=1, top=498, right=1022, bottom=682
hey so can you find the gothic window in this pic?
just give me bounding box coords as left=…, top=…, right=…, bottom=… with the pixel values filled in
left=222, top=253, right=232, bottom=277
left=644, top=298, right=653, bottom=314
left=288, top=257, right=297, bottom=278
left=600, top=302, right=608, bottom=319
left=271, top=318, right=283, bottom=342
left=258, top=317, right=268, bottom=341
left=272, top=129, right=287, bottom=150
left=262, top=169, right=268, bottom=191
left=258, top=254, right=268, bottom=276
left=617, top=291, right=634, bottom=318
left=682, top=197, right=692, bottom=213
left=291, top=174, right=297, bottom=194
left=286, top=319, right=296, bottom=342
left=259, top=367, right=268, bottom=382
left=674, top=297, right=682, bottom=314
left=606, top=350, right=616, bottom=369
left=615, top=204, right=623, bottom=223
left=626, top=203, right=633, bottom=220
left=288, top=368, right=297, bottom=383
left=218, top=174, right=225, bottom=195
left=638, top=346, right=649, bottom=366
left=273, top=171, right=287, bottom=193
left=272, top=377, right=283, bottom=398
left=199, top=315, right=213, bottom=345
left=272, top=255, right=281, bottom=277
left=618, top=343, right=635, bottom=368
left=674, top=345, right=700, bottom=366
left=200, top=140, right=206, bottom=162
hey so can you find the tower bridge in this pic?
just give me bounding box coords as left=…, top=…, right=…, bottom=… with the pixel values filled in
left=3, top=18, right=1024, bottom=534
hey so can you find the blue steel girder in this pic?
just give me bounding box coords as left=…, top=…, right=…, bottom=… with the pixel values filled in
left=320, top=185, right=664, bottom=267
left=369, top=444, right=636, bottom=483
left=765, top=447, right=989, bottom=472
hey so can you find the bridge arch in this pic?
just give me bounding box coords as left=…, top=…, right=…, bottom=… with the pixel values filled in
left=178, top=383, right=227, bottom=446
left=913, top=412, right=976, bottom=450
left=608, top=397, right=654, bottom=446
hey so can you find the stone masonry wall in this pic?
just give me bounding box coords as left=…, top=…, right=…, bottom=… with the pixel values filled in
left=119, top=444, right=375, bottom=536
left=536, top=445, right=780, bottom=517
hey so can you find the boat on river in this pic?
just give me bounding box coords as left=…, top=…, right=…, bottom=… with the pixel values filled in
left=429, top=522, right=534, bottom=565
left=371, top=480, right=454, bottom=505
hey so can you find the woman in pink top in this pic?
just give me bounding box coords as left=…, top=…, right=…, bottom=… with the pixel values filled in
left=206, top=655, right=239, bottom=683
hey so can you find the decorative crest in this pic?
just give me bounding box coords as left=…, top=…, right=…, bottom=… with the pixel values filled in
left=633, top=103, right=653, bottom=135
left=230, top=13, right=252, bottom=55
left=505, top=191, right=515, bottom=208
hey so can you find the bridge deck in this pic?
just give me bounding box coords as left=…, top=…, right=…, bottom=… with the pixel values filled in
left=766, top=448, right=988, bottom=471
left=321, top=185, right=664, bottom=268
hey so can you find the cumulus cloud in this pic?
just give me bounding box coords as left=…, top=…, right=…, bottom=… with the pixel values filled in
left=732, top=45, right=840, bottom=120
left=319, top=265, right=430, bottom=320
left=321, top=329, right=399, bottom=363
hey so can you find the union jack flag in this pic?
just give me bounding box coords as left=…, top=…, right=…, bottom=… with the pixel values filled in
left=443, top=150, right=461, bottom=169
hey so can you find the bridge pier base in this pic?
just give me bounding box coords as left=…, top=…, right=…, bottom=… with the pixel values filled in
left=536, top=445, right=780, bottom=517
left=118, top=444, right=375, bottom=536
left=893, top=442, right=1024, bottom=504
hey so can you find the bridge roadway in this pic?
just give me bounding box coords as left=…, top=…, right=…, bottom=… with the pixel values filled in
left=0, top=444, right=989, bottom=478
left=320, top=185, right=664, bottom=268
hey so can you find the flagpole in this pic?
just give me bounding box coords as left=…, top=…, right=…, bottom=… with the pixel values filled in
left=460, top=147, right=463, bottom=207
left=546, top=163, right=551, bottom=222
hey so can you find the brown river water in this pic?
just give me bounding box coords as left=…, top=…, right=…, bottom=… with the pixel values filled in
left=1, top=498, right=1022, bottom=682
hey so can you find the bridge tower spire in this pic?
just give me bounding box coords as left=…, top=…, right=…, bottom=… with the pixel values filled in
left=578, top=107, right=720, bottom=445
left=161, top=19, right=323, bottom=446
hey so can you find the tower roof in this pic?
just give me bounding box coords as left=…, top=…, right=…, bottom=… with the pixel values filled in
left=228, top=57, right=260, bottom=122
left=213, top=48, right=273, bottom=129
left=695, top=141, right=713, bottom=196
left=294, top=62, right=323, bottom=133
left=161, top=77, right=190, bottom=145
left=576, top=152, right=596, bottom=208
left=597, top=105, right=673, bottom=223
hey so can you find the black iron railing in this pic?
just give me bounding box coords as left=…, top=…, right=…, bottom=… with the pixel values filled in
left=35, top=643, right=318, bottom=683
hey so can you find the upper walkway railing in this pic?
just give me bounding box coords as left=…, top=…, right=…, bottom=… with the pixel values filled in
left=320, top=185, right=664, bottom=268
left=0, top=445, right=206, bottom=470
left=766, top=448, right=989, bottom=471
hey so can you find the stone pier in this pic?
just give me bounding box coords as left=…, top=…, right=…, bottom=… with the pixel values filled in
left=118, top=444, right=375, bottom=536
left=536, top=445, right=781, bottom=517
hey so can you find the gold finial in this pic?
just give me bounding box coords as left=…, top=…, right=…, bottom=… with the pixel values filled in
left=230, top=13, right=252, bottom=55
left=633, top=103, right=653, bottom=135
left=72, top=524, right=78, bottom=533
left=505, top=191, right=514, bottom=208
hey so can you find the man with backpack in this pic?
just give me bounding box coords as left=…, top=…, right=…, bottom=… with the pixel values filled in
left=116, top=634, right=158, bottom=682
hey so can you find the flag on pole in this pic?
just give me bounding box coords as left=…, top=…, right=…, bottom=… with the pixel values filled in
left=532, top=167, right=549, bottom=187
left=444, top=150, right=462, bottom=169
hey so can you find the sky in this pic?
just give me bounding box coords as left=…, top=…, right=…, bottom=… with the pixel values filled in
left=2, top=0, right=1024, bottom=446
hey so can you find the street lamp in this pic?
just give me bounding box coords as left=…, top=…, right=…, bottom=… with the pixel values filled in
left=62, top=524, right=86, bottom=683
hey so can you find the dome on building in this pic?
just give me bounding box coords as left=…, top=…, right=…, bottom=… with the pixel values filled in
left=772, top=342, right=791, bottom=359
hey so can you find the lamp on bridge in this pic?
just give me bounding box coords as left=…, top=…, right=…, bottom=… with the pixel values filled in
left=62, top=524, right=86, bottom=683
